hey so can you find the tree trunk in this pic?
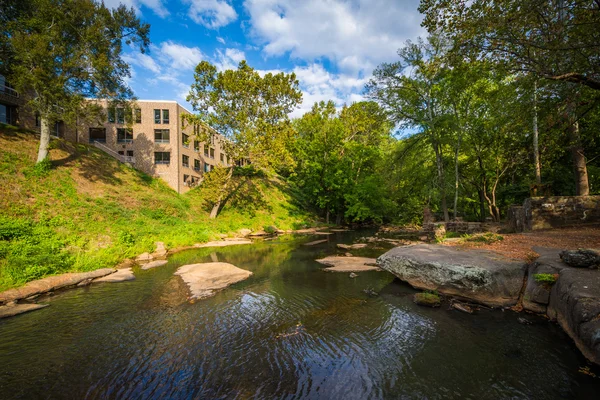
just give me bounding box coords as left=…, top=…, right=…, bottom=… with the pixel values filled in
left=209, top=166, right=234, bottom=219
left=478, top=188, right=486, bottom=223
left=568, top=118, right=589, bottom=196
left=433, top=143, right=449, bottom=222
left=36, top=114, right=51, bottom=163
left=453, top=131, right=462, bottom=220
left=533, top=81, right=541, bottom=185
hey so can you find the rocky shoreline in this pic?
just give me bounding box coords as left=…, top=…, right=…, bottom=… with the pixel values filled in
left=377, top=244, right=600, bottom=365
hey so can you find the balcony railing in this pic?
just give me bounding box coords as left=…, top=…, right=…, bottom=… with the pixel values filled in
left=117, top=139, right=133, bottom=144
left=1, top=84, right=19, bottom=98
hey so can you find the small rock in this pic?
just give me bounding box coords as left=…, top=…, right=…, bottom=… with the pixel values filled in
left=413, top=292, right=441, bottom=307
left=349, top=273, right=358, bottom=278
left=363, top=287, right=378, bottom=297
left=153, top=242, right=168, bottom=257
left=303, top=239, right=328, bottom=246
left=239, top=228, right=252, bottom=237
left=141, top=260, right=168, bottom=270
left=135, top=252, right=154, bottom=262
left=451, top=302, right=474, bottom=314
left=559, top=249, right=600, bottom=268
left=517, top=317, right=532, bottom=325
left=344, top=252, right=353, bottom=257
left=337, top=243, right=368, bottom=250
left=93, top=268, right=135, bottom=283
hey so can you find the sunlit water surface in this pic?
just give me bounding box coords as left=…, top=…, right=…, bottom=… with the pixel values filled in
left=1, top=232, right=599, bottom=399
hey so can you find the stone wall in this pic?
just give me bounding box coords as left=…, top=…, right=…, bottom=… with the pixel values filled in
left=523, top=196, right=600, bottom=231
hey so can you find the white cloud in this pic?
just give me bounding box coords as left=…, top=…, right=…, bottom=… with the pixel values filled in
left=102, top=0, right=169, bottom=18
left=122, top=52, right=161, bottom=74
left=290, top=64, right=369, bottom=117
left=244, top=0, right=424, bottom=75
left=185, top=0, right=238, bottom=29
left=159, top=41, right=204, bottom=71
left=225, top=48, right=246, bottom=63
left=217, top=37, right=226, bottom=44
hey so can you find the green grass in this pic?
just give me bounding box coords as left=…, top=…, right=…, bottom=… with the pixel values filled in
left=0, top=128, right=317, bottom=291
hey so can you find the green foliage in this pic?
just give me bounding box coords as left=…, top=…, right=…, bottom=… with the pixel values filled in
left=0, top=131, right=314, bottom=291
left=533, top=273, right=559, bottom=285
left=23, top=157, right=52, bottom=177
left=289, top=100, right=394, bottom=224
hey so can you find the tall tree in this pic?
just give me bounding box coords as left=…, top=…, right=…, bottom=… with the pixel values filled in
left=1, top=0, right=150, bottom=163
left=367, top=35, right=453, bottom=221
left=186, top=60, right=302, bottom=218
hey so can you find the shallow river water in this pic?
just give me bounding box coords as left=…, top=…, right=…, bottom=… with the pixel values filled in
left=1, top=232, right=599, bottom=399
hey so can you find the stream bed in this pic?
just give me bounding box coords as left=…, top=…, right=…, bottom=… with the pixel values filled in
left=0, top=232, right=599, bottom=399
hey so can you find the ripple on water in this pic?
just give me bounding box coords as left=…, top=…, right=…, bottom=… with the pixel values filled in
left=0, top=236, right=599, bottom=399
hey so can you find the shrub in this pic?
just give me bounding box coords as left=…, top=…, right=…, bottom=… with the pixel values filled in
left=0, top=216, right=32, bottom=240
left=533, top=273, right=559, bottom=285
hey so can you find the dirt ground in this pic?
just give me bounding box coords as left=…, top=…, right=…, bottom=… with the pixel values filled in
left=445, top=226, right=600, bottom=261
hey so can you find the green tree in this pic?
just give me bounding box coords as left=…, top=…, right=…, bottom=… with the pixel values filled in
left=186, top=60, right=302, bottom=218
left=1, top=0, right=150, bottom=164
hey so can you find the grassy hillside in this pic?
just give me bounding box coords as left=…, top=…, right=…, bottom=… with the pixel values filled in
left=0, top=125, right=316, bottom=291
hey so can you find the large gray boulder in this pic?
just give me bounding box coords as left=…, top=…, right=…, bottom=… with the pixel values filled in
left=523, top=248, right=569, bottom=314
left=377, top=244, right=526, bottom=307
left=547, top=268, right=600, bottom=365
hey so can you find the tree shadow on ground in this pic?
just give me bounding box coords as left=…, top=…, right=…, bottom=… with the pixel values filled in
left=211, top=177, right=271, bottom=216
left=51, top=140, right=123, bottom=185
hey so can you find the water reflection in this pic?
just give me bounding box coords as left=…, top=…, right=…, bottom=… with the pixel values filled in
left=0, top=232, right=598, bottom=399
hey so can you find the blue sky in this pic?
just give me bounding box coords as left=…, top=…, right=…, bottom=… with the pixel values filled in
left=105, top=0, right=425, bottom=117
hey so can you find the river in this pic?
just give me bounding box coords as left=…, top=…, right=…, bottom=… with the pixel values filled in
left=0, top=231, right=598, bottom=399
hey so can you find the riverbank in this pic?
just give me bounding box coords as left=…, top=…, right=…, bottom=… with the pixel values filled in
left=0, top=127, right=317, bottom=291
left=377, top=236, right=600, bottom=365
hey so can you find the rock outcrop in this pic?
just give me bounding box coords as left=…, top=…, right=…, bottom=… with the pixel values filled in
left=316, top=256, right=379, bottom=272
left=377, top=244, right=526, bottom=307
left=174, top=262, right=253, bottom=300
left=337, top=243, right=367, bottom=250
left=547, top=267, right=600, bottom=365
left=559, top=249, right=600, bottom=268
left=0, top=303, right=49, bottom=319
left=0, top=268, right=116, bottom=305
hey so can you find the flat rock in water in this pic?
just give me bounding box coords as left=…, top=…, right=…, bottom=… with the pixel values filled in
left=316, top=256, right=380, bottom=272
left=135, top=252, right=154, bottom=262
left=304, top=239, right=328, bottom=246
left=337, top=243, right=367, bottom=250
left=141, top=260, right=169, bottom=270
left=0, top=268, right=116, bottom=304
left=195, top=239, right=252, bottom=248
left=93, top=268, right=135, bottom=283
left=152, top=241, right=168, bottom=257
left=0, top=303, right=49, bottom=319
left=377, top=244, right=526, bottom=308
left=175, top=262, right=253, bottom=300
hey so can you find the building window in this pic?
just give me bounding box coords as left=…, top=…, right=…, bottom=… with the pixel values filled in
left=162, top=109, right=169, bottom=124
left=127, top=150, right=134, bottom=157
left=117, top=128, right=133, bottom=143
left=154, top=152, right=170, bottom=165
left=154, top=109, right=161, bottom=124
left=116, top=108, right=125, bottom=124
left=118, top=151, right=124, bottom=155
left=220, top=154, right=224, bottom=164
left=194, top=140, right=200, bottom=152
left=194, top=159, right=201, bottom=171
left=183, top=174, right=190, bottom=185
left=182, top=133, right=189, bottom=148
left=108, top=108, right=115, bottom=123
left=182, top=154, right=189, bottom=168
left=135, top=108, right=141, bottom=123
left=210, top=148, right=215, bottom=159
left=89, top=127, right=106, bottom=143
left=154, top=129, right=170, bottom=143
left=204, top=146, right=209, bottom=157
